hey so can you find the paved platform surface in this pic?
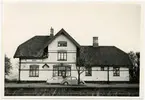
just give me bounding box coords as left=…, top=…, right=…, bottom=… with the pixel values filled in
left=5, top=83, right=139, bottom=88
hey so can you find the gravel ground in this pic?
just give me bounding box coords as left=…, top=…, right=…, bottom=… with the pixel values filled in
left=5, top=83, right=139, bottom=88
left=5, top=87, right=139, bottom=96
left=5, top=83, right=139, bottom=96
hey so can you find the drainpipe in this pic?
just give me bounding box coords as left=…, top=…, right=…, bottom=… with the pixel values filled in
left=105, top=60, right=109, bottom=84
left=107, top=66, right=109, bottom=84
left=18, top=58, right=21, bottom=82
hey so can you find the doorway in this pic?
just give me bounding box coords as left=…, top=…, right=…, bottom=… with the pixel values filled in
left=53, top=65, right=71, bottom=78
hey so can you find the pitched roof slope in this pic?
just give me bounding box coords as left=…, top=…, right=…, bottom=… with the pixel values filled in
left=14, top=29, right=80, bottom=58
left=14, top=36, right=51, bottom=58
left=47, top=28, right=80, bottom=48
left=79, top=46, right=132, bottom=67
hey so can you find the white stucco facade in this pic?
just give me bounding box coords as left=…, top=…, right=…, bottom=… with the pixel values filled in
left=20, top=34, right=78, bottom=81
left=80, top=67, right=129, bottom=81
left=19, top=33, right=130, bottom=82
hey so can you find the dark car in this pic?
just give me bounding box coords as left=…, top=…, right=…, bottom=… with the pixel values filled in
left=61, top=76, right=86, bottom=85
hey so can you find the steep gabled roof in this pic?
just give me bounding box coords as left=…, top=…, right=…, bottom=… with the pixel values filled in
left=14, top=29, right=80, bottom=58
left=47, top=28, right=80, bottom=48
left=79, top=46, right=133, bottom=67
left=14, top=36, right=51, bottom=58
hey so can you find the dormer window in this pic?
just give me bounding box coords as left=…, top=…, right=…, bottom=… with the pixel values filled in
left=58, top=41, right=67, bottom=47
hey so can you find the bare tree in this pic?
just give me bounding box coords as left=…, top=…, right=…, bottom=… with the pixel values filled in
left=5, top=55, right=12, bottom=76
left=76, top=57, right=86, bottom=85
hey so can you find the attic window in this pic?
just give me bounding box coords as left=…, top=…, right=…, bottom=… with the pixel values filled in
left=58, top=41, right=67, bottom=47
left=42, top=63, right=49, bottom=68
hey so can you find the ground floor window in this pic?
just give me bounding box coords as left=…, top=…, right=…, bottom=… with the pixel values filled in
left=29, top=65, right=39, bottom=77
left=85, top=67, right=92, bottom=76
left=113, top=67, right=120, bottom=76
left=53, top=65, right=71, bottom=78
left=101, top=67, right=104, bottom=71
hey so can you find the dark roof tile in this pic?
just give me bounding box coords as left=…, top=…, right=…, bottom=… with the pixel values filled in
left=14, top=36, right=51, bottom=58
left=79, top=46, right=132, bottom=66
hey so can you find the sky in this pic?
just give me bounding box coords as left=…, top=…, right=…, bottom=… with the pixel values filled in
left=3, top=2, right=140, bottom=60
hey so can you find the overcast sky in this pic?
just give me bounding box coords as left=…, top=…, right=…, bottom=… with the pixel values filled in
left=3, top=2, right=140, bottom=59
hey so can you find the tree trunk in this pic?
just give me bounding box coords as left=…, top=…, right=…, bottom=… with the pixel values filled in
left=78, top=71, right=80, bottom=85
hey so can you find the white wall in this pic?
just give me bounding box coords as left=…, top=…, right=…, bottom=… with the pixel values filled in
left=47, top=34, right=77, bottom=63
left=20, top=34, right=77, bottom=81
left=20, top=34, right=129, bottom=82
left=80, top=67, right=107, bottom=81
left=20, top=63, right=77, bottom=81
left=20, top=63, right=53, bottom=81
left=109, top=67, right=129, bottom=81
left=48, top=34, right=77, bottom=51
left=80, top=67, right=129, bottom=81
left=20, top=62, right=129, bottom=81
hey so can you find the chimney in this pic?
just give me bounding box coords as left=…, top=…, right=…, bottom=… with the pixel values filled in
left=50, top=27, right=54, bottom=37
left=93, top=37, right=99, bottom=47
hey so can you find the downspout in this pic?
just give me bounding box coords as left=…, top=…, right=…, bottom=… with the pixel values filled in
left=18, top=58, right=21, bottom=82
left=105, top=60, right=109, bottom=84
left=107, top=66, right=109, bottom=84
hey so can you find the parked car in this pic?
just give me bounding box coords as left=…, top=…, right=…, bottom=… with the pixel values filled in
left=46, top=76, right=63, bottom=84
left=61, top=76, right=86, bottom=85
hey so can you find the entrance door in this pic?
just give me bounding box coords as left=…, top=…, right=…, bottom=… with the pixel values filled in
left=58, top=66, right=66, bottom=78
left=61, top=70, right=66, bottom=78
left=53, top=65, right=71, bottom=78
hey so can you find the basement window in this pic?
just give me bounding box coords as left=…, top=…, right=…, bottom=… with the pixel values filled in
left=113, top=67, right=120, bottom=76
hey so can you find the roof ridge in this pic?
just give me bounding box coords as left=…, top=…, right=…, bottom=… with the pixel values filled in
left=35, top=35, right=50, bottom=37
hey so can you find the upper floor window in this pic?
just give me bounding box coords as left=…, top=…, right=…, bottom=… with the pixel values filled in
left=85, top=67, right=92, bottom=76
left=58, top=41, right=67, bottom=47
left=113, top=67, right=120, bottom=76
left=57, top=51, right=67, bottom=61
left=29, top=65, right=39, bottom=77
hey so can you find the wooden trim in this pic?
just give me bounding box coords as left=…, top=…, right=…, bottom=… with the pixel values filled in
left=49, top=51, right=76, bottom=53
left=84, top=81, right=131, bottom=83
left=20, top=69, right=129, bottom=71
left=21, top=62, right=76, bottom=64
